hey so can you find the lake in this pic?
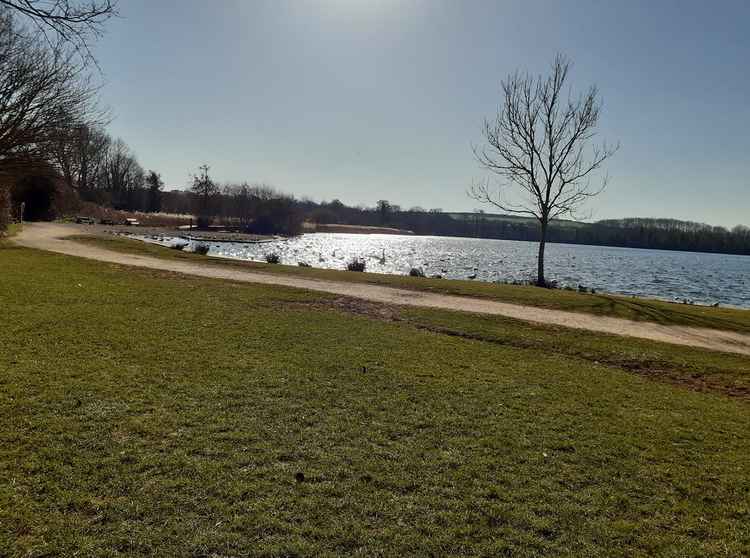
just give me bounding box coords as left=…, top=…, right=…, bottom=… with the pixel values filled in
left=134, top=232, right=750, bottom=308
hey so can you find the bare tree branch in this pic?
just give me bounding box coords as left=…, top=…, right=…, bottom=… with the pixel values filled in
left=0, top=9, right=103, bottom=177
left=469, top=54, right=618, bottom=285
left=0, top=0, right=117, bottom=63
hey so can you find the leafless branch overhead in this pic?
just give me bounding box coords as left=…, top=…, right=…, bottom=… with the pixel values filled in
left=0, top=0, right=117, bottom=62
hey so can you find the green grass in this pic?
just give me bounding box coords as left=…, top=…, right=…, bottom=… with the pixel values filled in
left=1, top=242, right=750, bottom=556
left=2, top=222, right=21, bottom=238
left=72, top=233, right=750, bottom=333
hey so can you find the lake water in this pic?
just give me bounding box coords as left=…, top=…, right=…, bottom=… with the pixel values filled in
left=135, top=233, right=750, bottom=308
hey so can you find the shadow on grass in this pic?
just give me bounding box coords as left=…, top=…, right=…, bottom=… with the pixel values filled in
left=276, top=295, right=750, bottom=401
left=585, top=294, right=748, bottom=331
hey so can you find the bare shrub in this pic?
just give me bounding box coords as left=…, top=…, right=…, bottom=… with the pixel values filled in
left=346, top=258, right=366, bottom=272
left=193, top=243, right=209, bottom=255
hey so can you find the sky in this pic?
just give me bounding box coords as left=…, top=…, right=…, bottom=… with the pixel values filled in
left=92, top=0, right=750, bottom=227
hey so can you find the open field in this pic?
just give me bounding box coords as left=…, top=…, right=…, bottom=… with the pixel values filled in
left=72, top=232, right=750, bottom=333
left=1, top=240, right=749, bottom=556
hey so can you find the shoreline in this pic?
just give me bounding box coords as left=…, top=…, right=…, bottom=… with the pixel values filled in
left=110, top=228, right=746, bottom=311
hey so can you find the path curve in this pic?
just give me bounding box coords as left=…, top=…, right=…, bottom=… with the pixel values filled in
left=14, top=222, right=750, bottom=356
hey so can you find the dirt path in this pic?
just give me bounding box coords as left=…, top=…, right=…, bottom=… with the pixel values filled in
left=13, top=222, right=750, bottom=356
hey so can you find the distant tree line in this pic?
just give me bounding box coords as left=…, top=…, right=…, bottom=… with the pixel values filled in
left=299, top=199, right=750, bottom=256
left=7, top=119, right=164, bottom=221
left=155, top=187, right=750, bottom=255
left=580, top=218, right=750, bottom=255
left=397, top=212, right=750, bottom=255
left=161, top=175, right=304, bottom=236
left=50, top=125, right=164, bottom=213
left=396, top=210, right=750, bottom=255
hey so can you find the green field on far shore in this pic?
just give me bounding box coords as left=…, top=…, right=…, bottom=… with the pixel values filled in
left=1, top=240, right=749, bottom=556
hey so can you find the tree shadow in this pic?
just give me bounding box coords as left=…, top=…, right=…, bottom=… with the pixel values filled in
left=586, top=294, right=748, bottom=332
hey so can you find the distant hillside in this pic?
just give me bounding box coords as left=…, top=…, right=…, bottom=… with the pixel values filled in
left=445, top=212, right=586, bottom=229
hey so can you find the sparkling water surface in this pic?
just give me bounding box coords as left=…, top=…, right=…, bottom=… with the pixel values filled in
left=133, top=233, right=750, bottom=308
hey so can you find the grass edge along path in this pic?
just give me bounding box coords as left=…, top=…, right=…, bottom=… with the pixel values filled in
left=1, top=222, right=21, bottom=238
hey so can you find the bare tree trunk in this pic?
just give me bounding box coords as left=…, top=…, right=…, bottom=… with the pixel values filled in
left=0, top=184, right=10, bottom=232
left=537, top=220, right=547, bottom=286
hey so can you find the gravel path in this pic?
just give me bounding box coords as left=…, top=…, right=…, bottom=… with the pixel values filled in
left=15, top=222, right=750, bottom=356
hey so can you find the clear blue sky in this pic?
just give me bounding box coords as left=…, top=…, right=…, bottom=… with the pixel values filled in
left=93, top=0, right=750, bottom=227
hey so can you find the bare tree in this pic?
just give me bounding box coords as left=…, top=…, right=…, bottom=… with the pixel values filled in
left=145, top=170, right=163, bottom=213
left=0, top=180, right=10, bottom=231
left=0, top=11, right=101, bottom=165
left=190, top=164, right=218, bottom=228
left=470, top=54, right=617, bottom=286
left=376, top=199, right=391, bottom=225
left=0, top=0, right=117, bottom=61
left=223, top=182, right=254, bottom=227
left=50, top=122, right=110, bottom=199
left=0, top=9, right=103, bottom=229
left=101, top=137, right=143, bottom=209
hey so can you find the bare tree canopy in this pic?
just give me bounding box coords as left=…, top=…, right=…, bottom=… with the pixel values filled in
left=470, top=54, right=617, bottom=285
left=50, top=122, right=110, bottom=196
left=191, top=164, right=219, bottom=227
left=0, top=10, right=101, bottom=174
left=0, top=0, right=117, bottom=59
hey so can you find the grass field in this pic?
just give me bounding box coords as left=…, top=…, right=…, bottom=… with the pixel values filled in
left=72, top=234, right=750, bottom=333
left=1, top=241, right=749, bottom=556
left=1, top=223, right=21, bottom=238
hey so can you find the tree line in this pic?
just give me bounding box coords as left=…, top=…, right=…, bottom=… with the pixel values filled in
left=328, top=206, right=750, bottom=255
left=51, top=125, right=164, bottom=213
left=161, top=171, right=305, bottom=236
left=153, top=184, right=750, bottom=255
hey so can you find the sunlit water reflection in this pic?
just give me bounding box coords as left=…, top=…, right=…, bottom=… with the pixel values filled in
left=130, top=233, right=750, bottom=308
